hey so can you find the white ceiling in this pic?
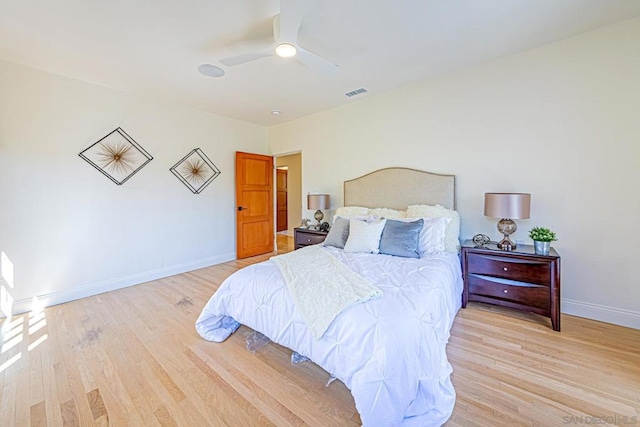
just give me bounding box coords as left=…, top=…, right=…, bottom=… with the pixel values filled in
left=1, top=0, right=639, bottom=126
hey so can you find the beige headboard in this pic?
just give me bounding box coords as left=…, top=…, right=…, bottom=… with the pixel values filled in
left=344, top=167, right=456, bottom=210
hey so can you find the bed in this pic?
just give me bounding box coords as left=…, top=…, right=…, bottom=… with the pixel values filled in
left=196, top=168, right=463, bottom=426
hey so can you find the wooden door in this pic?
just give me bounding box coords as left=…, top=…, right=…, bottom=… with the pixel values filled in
left=276, top=169, right=288, bottom=232
left=236, top=152, right=274, bottom=259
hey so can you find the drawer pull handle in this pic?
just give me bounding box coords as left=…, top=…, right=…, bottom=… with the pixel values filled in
left=503, top=267, right=508, bottom=271
left=503, top=289, right=508, bottom=294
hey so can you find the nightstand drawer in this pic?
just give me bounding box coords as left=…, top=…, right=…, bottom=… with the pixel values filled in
left=467, top=253, right=551, bottom=286
left=468, top=275, right=550, bottom=310
left=295, top=232, right=326, bottom=246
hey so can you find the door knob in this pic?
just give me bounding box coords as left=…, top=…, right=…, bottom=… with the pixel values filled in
left=237, top=206, right=246, bottom=211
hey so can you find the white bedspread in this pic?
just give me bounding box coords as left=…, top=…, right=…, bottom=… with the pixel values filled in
left=196, top=246, right=463, bottom=426
left=271, top=245, right=382, bottom=339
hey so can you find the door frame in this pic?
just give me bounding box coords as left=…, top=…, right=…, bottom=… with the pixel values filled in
left=276, top=167, right=288, bottom=232
left=272, top=150, right=302, bottom=238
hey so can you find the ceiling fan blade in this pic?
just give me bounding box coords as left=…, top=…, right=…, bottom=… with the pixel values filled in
left=295, top=47, right=339, bottom=75
left=220, top=48, right=275, bottom=67
left=276, top=0, right=309, bottom=44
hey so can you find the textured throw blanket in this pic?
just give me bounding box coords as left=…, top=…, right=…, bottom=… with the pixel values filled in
left=271, top=246, right=383, bottom=339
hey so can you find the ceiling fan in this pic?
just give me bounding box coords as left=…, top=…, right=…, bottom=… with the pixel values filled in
left=218, top=0, right=339, bottom=75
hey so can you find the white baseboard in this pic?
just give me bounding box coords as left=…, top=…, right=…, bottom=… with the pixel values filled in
left=10, top=252, right=236, bottom=316
left=562, top=298, right=640, bottom=330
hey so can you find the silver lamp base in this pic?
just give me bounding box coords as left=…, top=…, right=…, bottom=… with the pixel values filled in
left=496, top=218, right=517, bottom=251
left=314, top=210, right=324, bottom=228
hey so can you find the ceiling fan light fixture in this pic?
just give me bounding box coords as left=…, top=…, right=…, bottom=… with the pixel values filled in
left=275, top=43, right=297, bottom=58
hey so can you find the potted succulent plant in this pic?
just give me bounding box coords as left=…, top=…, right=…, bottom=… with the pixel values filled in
left=529, top=226, right=557, bottom=255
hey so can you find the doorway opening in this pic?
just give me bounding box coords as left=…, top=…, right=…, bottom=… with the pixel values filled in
left=274, top=152, right=302, bottom=237
left=276, top=166, right=288, bottom=233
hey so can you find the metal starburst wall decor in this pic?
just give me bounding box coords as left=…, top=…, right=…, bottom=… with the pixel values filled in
left=79, top=128, right=153, bottom=185
left=170, top=148, right=221, bottom=194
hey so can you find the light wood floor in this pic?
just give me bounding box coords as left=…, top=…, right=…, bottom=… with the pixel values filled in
left=1, top=235, right=638, bottom=426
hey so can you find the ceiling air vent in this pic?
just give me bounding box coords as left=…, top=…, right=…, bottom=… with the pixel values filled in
left=345, top=88, right=368, bottom=98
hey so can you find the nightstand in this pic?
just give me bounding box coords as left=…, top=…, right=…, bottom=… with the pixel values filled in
left=461, top=240, right=561, bottom=331
left=294, top=227, right=328, bottom=250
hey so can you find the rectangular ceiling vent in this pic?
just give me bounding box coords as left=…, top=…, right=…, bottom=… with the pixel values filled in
left=345, top=88, right=368, bottom=98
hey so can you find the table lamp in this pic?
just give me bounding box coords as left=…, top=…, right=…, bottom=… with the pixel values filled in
left=484, top=193, right=531, bottom=250
left=307, top=194, right=330, bottom=229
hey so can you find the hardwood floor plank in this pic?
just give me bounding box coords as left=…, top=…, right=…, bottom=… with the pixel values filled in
left=153, top=404, right=178, bottom=427
left=191, top=336, right=358, bottom=426
left=12, top=313, right=32, bottom=426
left=113, top=297, right=257, bottom=426
left=138, top=360, right=215, bottom=427
left=51, top=300, right=102, bottom=426
left=0, top=319, right=21, bottom=426
left=85, top=298, right=162, bottom=426
left=186, top=346, right=297, bottom=426
left=1, top=235, right=639, bottom=426
left=86, top=389, right=106, bottom=421
left=237, top=328, right=359, bottom=421
left=79, top=326, right=146, bottom=426
left=149, top=359, right=186, bottom=403
left=38, top=308, right=64, bottom=426
left=59, top=398, right=79, bottom=427
left=30, top=400, right=46, bottom=427
left=28, top=326, right=45, bottom=409
left=450, top=329, right=640, bottom=409
left=100, top=286, right=228, bottom=426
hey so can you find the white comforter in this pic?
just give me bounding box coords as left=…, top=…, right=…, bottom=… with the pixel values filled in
left=196, top=246, right=463, bottom=426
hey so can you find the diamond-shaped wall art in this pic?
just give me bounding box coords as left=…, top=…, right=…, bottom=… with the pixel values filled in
left=79, top=127, right=153, bottom=185
left=170, top=148, right=221, bottom=194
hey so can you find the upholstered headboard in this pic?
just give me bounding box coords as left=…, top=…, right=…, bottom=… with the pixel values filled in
left=344, top=167, right=456, bottom=210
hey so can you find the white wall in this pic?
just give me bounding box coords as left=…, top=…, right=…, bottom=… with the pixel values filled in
left=269, top=18, right=640, bottom=329
left=0, top=59, right=267, bottom=314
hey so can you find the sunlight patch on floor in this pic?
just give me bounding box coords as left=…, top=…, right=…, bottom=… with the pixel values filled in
left=28, top=333, right=48, bottom=351
left=0, top=352, right=21, bottom=373
left=6, top=315, right=24, bottom=330
left=2, top=319, right=23, bottom=341
left=29, top=311, right=45, bottom=326
left=1, top=332, right=23, bottom=353
left=28, top=318, right=46, bottom=335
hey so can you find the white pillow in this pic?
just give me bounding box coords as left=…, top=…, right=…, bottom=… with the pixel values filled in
left=344, top=218, right=387, bottom=254
left=399, top=217, right=450, bottom=256
left=334, top=214, right=380, bottom=224
left=335, top=206, right=369, bottom=217
left=406, top=204, right=461, bottom=253
left=369, top=207, right=406, bottom=219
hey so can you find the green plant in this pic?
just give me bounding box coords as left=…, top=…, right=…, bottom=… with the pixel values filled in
left=529, top=226, right=557, bottom=242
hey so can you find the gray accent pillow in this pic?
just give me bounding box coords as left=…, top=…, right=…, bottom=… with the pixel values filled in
left=322, top=218, right=350, bottom=248
left=379, top=219, right=423, bottom=258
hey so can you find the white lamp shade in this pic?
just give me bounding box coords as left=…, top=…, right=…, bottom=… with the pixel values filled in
left=307, top=194, right=330, bottom=210
left=484, top=193, right=531, bottom=219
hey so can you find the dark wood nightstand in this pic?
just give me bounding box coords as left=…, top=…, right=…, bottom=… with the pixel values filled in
left=294, top=227, right=328, bottom=250
left=461, top=240, right=561, bottom=331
